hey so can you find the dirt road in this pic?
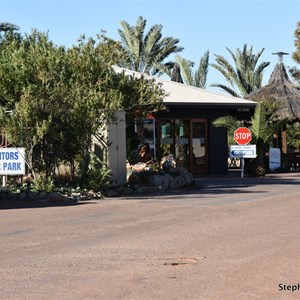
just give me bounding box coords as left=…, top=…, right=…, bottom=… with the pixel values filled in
left=1, top=173, right=300, bottom=299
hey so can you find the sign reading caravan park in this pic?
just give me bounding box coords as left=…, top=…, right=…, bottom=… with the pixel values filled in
left=0, top=148, right=26, bottom=175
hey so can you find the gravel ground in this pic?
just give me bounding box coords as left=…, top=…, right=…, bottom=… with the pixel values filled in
left=1, top=172, right=300, bottom=300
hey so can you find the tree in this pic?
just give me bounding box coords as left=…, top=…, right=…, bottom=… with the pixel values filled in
left=0, top=30, right=76, bottom=177
left=0, top=22, right=19, bottom=33
left=292, top=21, right=300, bottom=64
left=210, top=44, right=270, bottom=97
left=0, top=22, right=21, bottom=46
left=290, top=21, right=300, bottom=83
left=0, top=29, right=166, bottom=182
left=287, top=122, right=300, bottom=151
left=288, top=66, right=300, bottom=82
left=117, top=16, right=183, bottom=75
left=162, top=51, right=209, bottom=88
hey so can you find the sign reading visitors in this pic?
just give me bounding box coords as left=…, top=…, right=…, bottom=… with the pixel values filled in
left=234, top=127, right=252, bottom=145
left=230, top=145, right=256, bottom=158
left=0, top=148, right=26, bottom=175
left=269, top=147, right=281, bottom=170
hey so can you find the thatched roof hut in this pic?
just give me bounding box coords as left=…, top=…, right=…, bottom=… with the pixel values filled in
left=247, top=60, right=300, bottom=121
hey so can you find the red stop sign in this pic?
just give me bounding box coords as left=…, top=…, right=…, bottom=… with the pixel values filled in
left=234, top=127, right=252, bottom=145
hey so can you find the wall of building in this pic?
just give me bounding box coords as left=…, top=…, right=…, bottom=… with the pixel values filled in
left=92, top=110, right=127, bottom=185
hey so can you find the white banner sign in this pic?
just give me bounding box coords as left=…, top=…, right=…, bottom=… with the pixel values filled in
left=269, top=147, right=281, bottom=170
left=230, top=145, right=257, bottom=158
left=0, top=148, right=26, bottom=175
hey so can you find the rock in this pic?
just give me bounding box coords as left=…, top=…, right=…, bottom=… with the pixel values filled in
left=19, top=192, right=27, bottom=202
left=163, top=174, right=175, bottom=189
left=71, top=192, right=81, bottom=201
left=148, top=175, right=164, bottom=188
left=175, top=166, right=189, bottom=177
left=132, top=162, right=147, bottom=172
left=184, top=173, right=194, bottom=185
left=175, top=176, right=186, bottom=188
left=39, top=191, right=48, bottom=200
left=128, top=173, right=142, bottom=185
left=135, top=187, right=144, bottom=194
left=27, top=191, right=39, bottom=202
left=47, top=192, right=72, bottom=203
left=9, top=192, right=18, bottom=201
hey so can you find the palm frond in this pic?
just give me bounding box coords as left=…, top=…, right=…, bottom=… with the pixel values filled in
left=174, top=55, right=194, bottom=85
left=251, top=102, right=270, bottom=142
left=210, top=83, right=240, bottom=98
left=117, top=17, right=183, bottom=74
left=213, top=115, right=241, bottom=129
left=211, top=45, right=270, bottom=97
left=195, top=50, right=209, bottom=88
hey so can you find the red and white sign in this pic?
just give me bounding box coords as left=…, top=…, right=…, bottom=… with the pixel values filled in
left=234, top=127, right=252, bottom=145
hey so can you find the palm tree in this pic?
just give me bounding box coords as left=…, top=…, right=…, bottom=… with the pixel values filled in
left=210, top=44, right=270, bottom=97
left=0, top=22, right=21, bottom=46
left=163, top=51, right=209, bottom=88
left=117, top=16, right=183, bottom=75
left=0, top=22, right=19, bottom=33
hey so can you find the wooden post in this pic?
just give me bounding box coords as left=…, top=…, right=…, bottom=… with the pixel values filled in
left=281, top=123, right=287, bottom=154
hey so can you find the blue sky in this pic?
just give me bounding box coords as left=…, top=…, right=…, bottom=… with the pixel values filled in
left=1, top=0, right=299, bottom=92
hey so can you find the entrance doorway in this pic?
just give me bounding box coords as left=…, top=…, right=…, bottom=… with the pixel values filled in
left=158, top=118, right=208, bottom=175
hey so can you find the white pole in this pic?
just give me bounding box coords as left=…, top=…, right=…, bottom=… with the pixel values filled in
left=2, top=175, right=7, bottom=187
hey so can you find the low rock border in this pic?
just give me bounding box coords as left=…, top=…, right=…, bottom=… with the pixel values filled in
left=0, top=190, right=102, bottom=204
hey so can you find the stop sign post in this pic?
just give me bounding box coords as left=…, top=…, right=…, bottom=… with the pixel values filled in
left=234, top=127, right=252, bottom=145
left=233, top=127, right=252, bottom=178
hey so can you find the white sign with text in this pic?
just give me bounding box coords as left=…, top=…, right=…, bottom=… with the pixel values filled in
left=269, top=147, right=281, bottom=170
left=0, top=148, right=26, bottom=175
left=230, top=145, right=256, bottom=158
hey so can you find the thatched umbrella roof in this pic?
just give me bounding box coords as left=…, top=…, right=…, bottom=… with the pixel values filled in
left=246, top=60, right=300, bottom=121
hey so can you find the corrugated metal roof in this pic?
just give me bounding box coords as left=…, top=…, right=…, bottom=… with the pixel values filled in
left=113, top=66, right=257, bottom=107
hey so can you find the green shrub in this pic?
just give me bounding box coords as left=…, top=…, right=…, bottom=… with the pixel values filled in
left=32, top=175, right=55, bottom=192
left=84, top=156, right=113, bottom=191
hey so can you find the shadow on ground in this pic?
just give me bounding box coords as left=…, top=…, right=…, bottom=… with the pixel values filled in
left=119, top=172, right=300, bottom=200
left=1, top=172, right=299, bottom=207
left=0, top=200, right=97, bottom=210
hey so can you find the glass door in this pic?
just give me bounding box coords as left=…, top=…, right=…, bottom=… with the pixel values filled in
left=159, top=119, right=175, bottom=156
left=175, top=119, right=190, bottom=169
left=190, top=119, right=208, bottom=174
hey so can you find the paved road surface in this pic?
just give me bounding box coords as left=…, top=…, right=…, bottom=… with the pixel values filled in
left=1, top=173, right=300, bottom=299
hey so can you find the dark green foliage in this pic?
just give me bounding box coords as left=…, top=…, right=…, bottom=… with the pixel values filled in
left=0, top=28, right=165, bottom=186
left=82, top=156, right=112, bottom=191
left=292, top=22, right=300, bottom=65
